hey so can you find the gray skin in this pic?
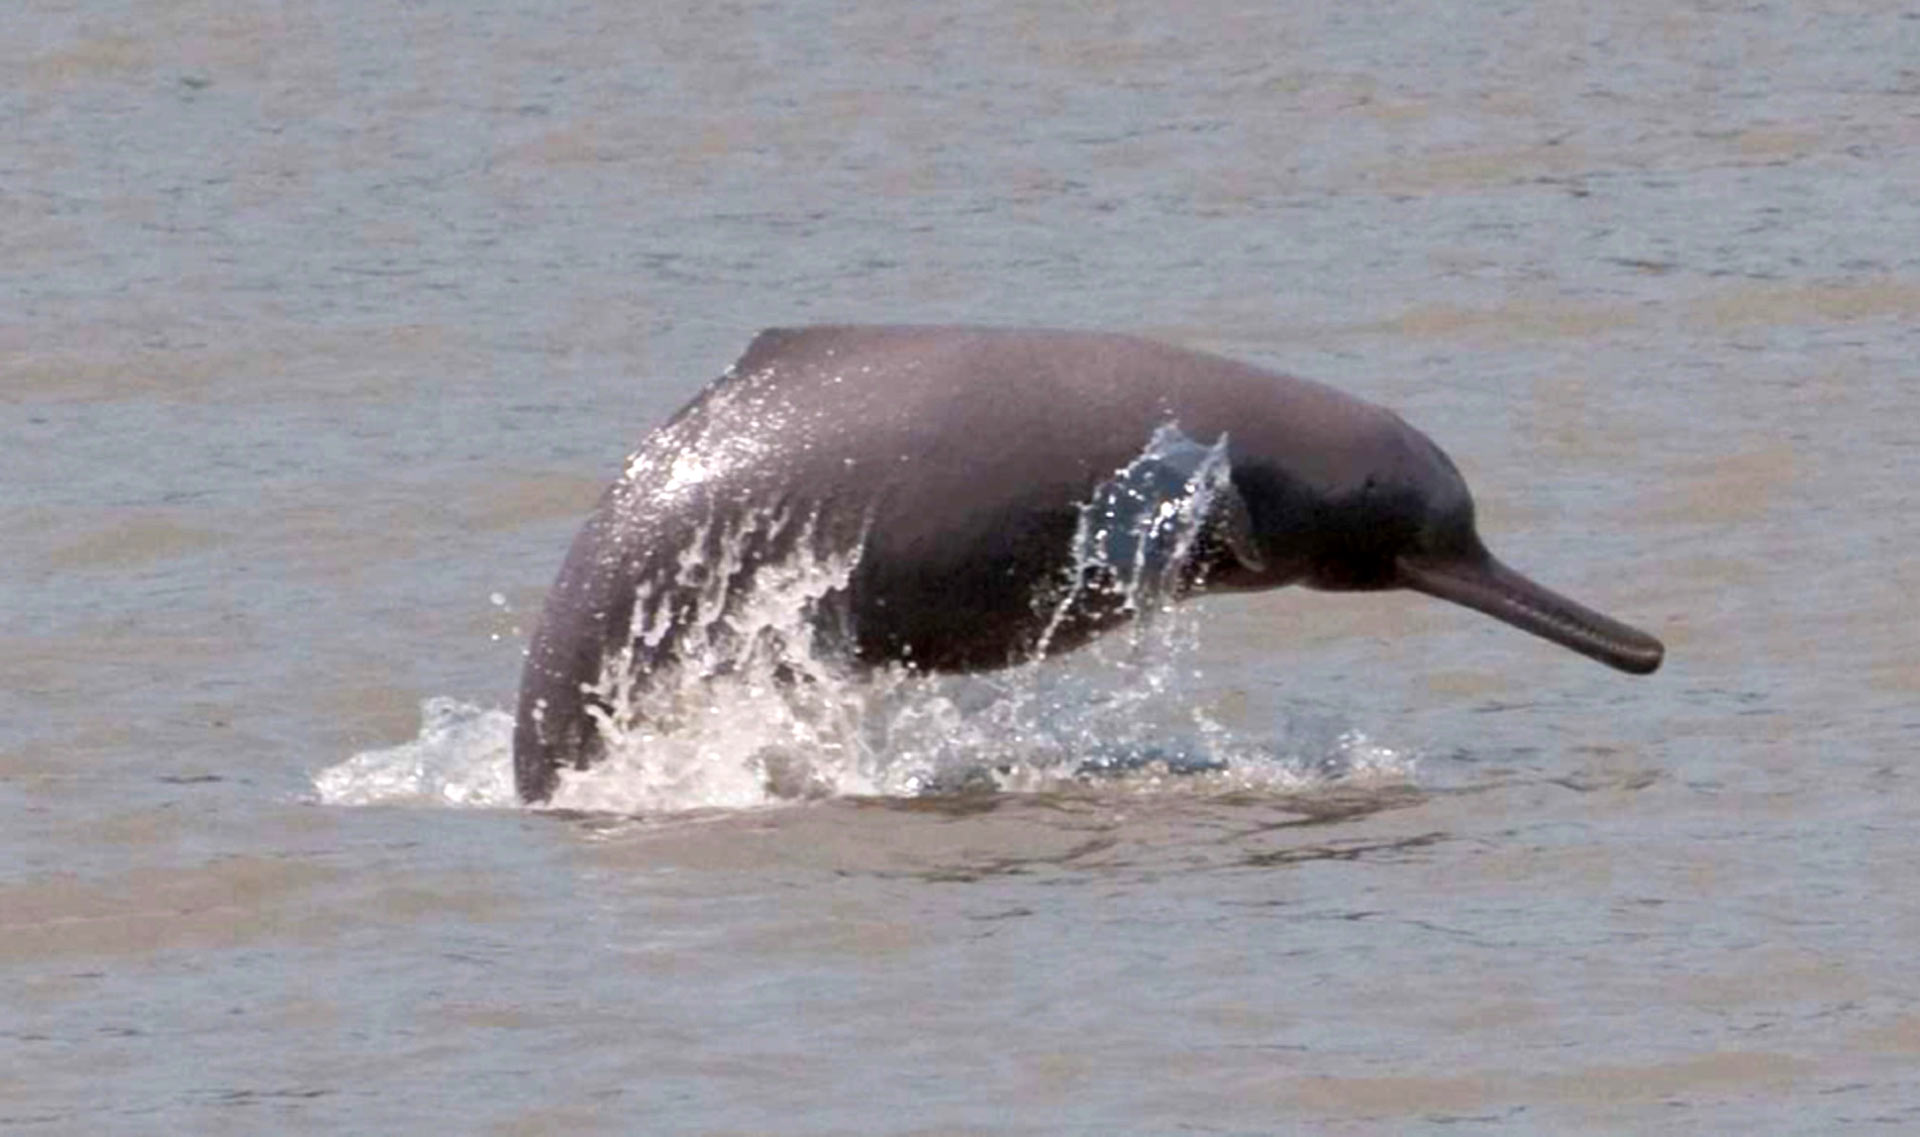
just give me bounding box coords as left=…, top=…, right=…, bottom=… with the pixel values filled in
left=514, top=325, right=1664, bottom=803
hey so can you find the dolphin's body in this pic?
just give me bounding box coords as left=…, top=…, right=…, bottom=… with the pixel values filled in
left=514, top=326, right=1663, bottom=803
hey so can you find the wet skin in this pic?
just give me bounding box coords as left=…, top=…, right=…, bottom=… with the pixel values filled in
left=514, top=326, right=1664, bottom=803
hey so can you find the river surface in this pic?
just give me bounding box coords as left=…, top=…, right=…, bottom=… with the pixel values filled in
left=7, top=1, right=1920, bottom=1133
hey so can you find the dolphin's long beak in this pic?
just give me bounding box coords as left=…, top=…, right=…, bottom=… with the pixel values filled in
left=1395, top=553, right=1664, bottom=675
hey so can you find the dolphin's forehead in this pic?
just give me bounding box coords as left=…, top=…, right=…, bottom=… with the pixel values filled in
left=1393, top=415, right=1474, bottom=509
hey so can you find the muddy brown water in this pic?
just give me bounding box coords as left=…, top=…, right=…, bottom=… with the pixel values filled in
left=6, top=1, right=1920, bottom=1133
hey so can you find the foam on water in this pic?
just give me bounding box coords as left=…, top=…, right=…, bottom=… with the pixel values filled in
left=314, top=697, right=519, bottom=807
left=313, top=686, right=1413, bottom=813
left=315, top=425, right=1417, bottom=812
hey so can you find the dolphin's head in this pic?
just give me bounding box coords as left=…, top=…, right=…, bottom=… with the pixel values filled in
left=1287, top=414, right=1664, bottom=675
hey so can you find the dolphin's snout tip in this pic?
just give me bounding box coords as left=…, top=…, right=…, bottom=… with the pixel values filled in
left=1608, top=632, right=1665, bottom=676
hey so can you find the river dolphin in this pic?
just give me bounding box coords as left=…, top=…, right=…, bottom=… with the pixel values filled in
left=514, top=326, right=1664, bottom=802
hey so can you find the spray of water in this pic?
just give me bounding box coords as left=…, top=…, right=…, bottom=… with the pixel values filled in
left=316, top=425, right=1415, bottom=812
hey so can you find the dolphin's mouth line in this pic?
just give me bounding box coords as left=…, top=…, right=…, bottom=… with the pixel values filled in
left=1395, top=553, right=1665, bottom=675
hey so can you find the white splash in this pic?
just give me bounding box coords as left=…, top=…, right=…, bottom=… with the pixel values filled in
left=316, top=425, right=1417, bottom=813
left=1038, top=422, right=1242, bottom=657
left=552, top=501, right=883, bottom=814
left=314, top=697, right=517, bottom=807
